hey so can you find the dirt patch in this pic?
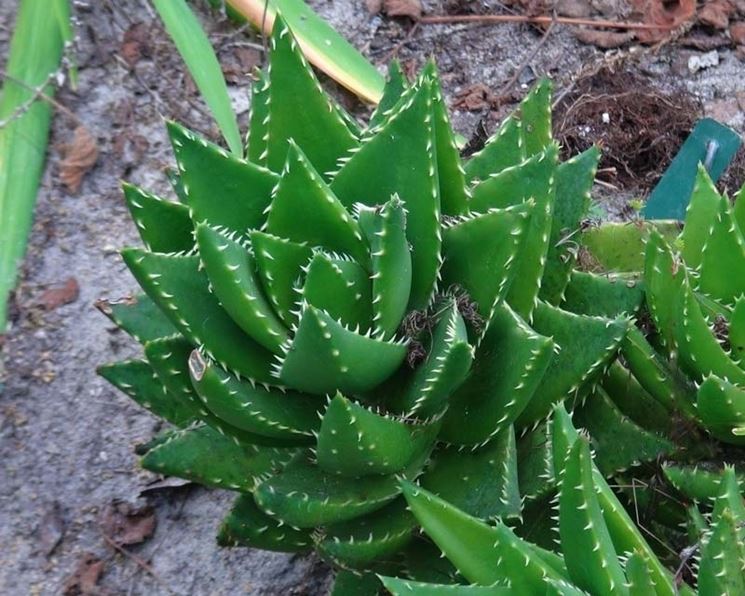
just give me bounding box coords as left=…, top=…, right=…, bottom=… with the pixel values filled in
left=555, top=68, right=701, bottom=191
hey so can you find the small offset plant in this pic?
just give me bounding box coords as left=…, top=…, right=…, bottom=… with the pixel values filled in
left=97, top=12, right=644, bottom=592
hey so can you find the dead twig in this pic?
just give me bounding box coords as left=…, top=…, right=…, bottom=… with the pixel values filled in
left=101, top=532, right=177, bottom=595
left=382, top=22, right=420, bottom=64
left=416, top=13, right=682, bottom=32
left=497, top=15, right=556, bottom=97
left=0, top=70, right=83, bottom=129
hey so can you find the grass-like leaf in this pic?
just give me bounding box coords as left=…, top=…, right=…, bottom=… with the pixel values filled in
left=153, top=0, right=242, bottom=156
left=0, top=0, right=71, bottom=332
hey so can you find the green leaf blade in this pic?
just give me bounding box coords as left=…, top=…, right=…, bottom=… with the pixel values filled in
left=153, top=0, right=242, bottom=155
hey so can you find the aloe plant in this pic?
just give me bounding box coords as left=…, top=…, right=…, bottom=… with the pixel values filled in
left=568, top=167, right=745, bottom=512
left=398, top=404, right=744, bottom=595
left=97, top=13, right=634, bottom=590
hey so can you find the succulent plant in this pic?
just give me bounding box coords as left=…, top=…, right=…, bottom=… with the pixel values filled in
left=555, top=168, right=745, bottom=544
left=396, top=403, right=744, bottom=595
left=574, top=167, right=745, bottom=446
left=96, top=13, right=644, bottom=591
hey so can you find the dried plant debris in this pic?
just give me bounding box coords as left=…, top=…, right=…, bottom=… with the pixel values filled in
left=502, top=0, right=745, bottom=48
left=59, top=126, right=99, bottom=193
left=99, top=500, right=156, bottom=547
left=37, top=501, right=65, bottom=557
left=719, top=145, right=745, bottom=198
left=555, top=68, right=700, bottom=190
left=62, top=554, right=107, bottom=596
left=38, top=277, right=80, bottom=311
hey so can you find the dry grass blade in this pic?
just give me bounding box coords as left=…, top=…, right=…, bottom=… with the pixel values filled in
left=0, top=0, right=71, bottom=332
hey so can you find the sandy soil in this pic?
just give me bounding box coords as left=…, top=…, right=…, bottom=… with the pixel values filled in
left=0, top=1, right=743, bottom=594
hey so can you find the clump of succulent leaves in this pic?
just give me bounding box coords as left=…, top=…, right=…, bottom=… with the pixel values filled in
left=389, top=403, right=744, bottom=596
left=96, top=13, right=631, bottom=589
left=97, top=13, right=745, bottom=595
left=549, top=167, right=745, bottom=574
left=387, top=163, right=745, bottom=595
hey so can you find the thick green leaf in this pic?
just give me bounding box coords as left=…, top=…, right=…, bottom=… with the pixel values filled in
left=389, top=302, right=473, bottom=419
left=421, top=426, right=521, bottom=520
left=196, top=223, right=288, bottom=353
left=357, top=198, right=412, bottom=338
left=424, top=62, right=469, bottom=216
left=141, top=424, right=296, bottom=490
left=401, top=482, right=567, bottom=592
left=540, top=147, right=600, bottom=304
left=728, top=297, right=745, bottom=366
left=550, top=404, right=678, bottom=596
left=250, top=231, right=313, bottom=327
left=573, top=387, right=674, bottom=475
left=144, top=336, right=203, bottom=413
left=680, top=166, right=721, bottom=271
left=300, top=252, right=372, bottom=332
left=144, top=336, right=285, bottom=445
left=265, top=141, right=368, bottom=265
left=620, top=326, right=697, bottom=419
left=153, top=0, right=241, bottom=155
left=123, top=184, right=194, bottom=253
left=582, top=221, right=681, bottom=273
left=663, top=464, right=745, bottom=502
left=122, top=249, right=275, bottom=383
left=516, top=303, right=626, bottom=427
left=517, top=422, right=555, bottom=501
left=558, top=439, right=628, bottom=595
left=441, top=203, right=531, bottom=321
left=254, top=453, right=423, bottom=527
left=464, top=115, right=524, bottom=184
left=96, top=294, right=178, bottom=344
left=188, top=350, right=322, bottom=441
left=332, top=570, right=385, bottom=596
left=441, top=302, right=554, bottom=445
left=601, top=361, right=671, bottom=435
left=518, top=78, right=552, bottom=156
left=369, top=61, right=408, bottom=129
left=624, top=552, right=657, bottom=596
left=380, top=578, right=509, bottom=596
left=317, top=499, right=416, bottom=568
left=218, top=493, right=312, bottom=552
left=247, top=70, right=269, bottom=165
left=98, top=359, right=198, bottom=426
left=277, top=305, right=407, bottom=395
left=560, top=271, right=643, bottom=319
left=264, top=16, right=358, bottom=176
left=697, top=510, right=745, bottom=596
left=674, top=274, right=745, bottom=386
left=696, top=375, right=745, bottom=445
left=400, top=538, right=461, bottom=585
left=316, top=394, right=438, bottom=477
left=331, top=80, right=440, bottom=310
left=167, top=122, right=278, bottom=234
left=471, top=145, right=559, bottom=319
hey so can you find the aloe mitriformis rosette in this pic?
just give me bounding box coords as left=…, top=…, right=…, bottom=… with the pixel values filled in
left=97, top=15, right=630, bottom=588
left=560, top=169, right=745, bottom=550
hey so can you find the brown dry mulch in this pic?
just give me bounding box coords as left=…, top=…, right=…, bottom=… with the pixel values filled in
left=554, top=68, right=701, bottom=190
